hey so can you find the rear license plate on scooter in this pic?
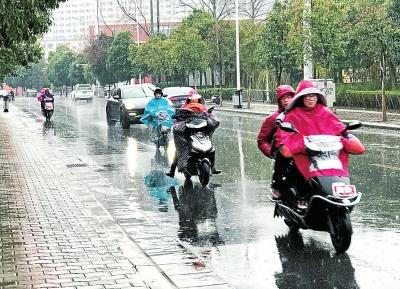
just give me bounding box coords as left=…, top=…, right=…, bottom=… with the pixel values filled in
left=332, top=183, right=357, bottom=197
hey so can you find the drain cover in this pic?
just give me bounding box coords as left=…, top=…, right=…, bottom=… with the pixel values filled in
left=66, top=163, right=88, bottom=168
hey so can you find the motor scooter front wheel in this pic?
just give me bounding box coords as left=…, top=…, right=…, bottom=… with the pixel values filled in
left=329, top=211, right=352, bottom=253
left=199, top=162, right=210, bottom=187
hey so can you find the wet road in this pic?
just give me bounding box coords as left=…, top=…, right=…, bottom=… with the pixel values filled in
left=14, top=96, right=400, bottom=289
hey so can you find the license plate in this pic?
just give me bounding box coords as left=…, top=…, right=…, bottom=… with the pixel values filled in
left=332, top=183, right=357, bottom=197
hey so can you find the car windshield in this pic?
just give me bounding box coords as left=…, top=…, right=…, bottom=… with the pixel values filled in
left=123, top=86, right=152, bottom=98
left=164, top=87, right=193, bottom=97
left=77, top=85, right=92, bottom=91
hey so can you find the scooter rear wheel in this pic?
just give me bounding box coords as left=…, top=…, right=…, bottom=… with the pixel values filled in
left=284, top=218, right=300, bottom=232
left=199, top=162, right=210, bottom=187
left=330, top=211, right=352, bottom=254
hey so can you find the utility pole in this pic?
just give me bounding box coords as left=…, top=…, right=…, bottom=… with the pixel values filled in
left=234, top=0, right=242, bottom=108
left=156, top=0, right=160, bottom=34
left=150, top=0, right=154, bottom=35
left=135, top=2, right=142, bottom=84
left=303, top=0, right=313, bottom=79
left=96, top=0, right=100, bottom=35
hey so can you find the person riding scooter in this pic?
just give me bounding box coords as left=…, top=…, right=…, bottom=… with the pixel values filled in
left=36, top=88, right=54, bottom=115
left=275, top=80, right=365, bottom=208
left=140, top=87, right=175, bottom=148
left=257, top=85, right=294, bottom=200
left=166, top=91, right=221, bottom=178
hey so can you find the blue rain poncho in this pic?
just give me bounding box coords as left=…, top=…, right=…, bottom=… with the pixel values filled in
left=140, top=97, right=175, bottom=129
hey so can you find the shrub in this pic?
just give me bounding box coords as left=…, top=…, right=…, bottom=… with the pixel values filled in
left=336, top=90, right=400, bottom=111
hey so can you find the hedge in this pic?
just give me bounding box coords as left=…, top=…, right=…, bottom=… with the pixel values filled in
left=336, top=90, right=400, bottom=110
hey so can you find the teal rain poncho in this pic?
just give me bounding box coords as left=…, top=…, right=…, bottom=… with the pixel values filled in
left=140, top=97, right=175, bottom=129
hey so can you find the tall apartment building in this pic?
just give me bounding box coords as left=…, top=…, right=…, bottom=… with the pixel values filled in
left=41, top=0, right=192, bottom=58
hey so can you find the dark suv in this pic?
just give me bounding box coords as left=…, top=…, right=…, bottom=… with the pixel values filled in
left=106, top=84, right=155, bottom=129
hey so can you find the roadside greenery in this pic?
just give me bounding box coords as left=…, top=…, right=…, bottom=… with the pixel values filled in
left=0, top=0, right=67, bottom=78
left=4, top=0, right=400, bottom=116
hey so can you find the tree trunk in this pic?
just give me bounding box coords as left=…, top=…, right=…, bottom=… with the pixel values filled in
left=381, top=52, right=387, bottom=122
left=389, top=62, right=396, bottom=90
left=338, top=68, right=344, bottom=83
left=247, top=76, right=252, bottom=109
left=150, top=0, right=154, bottom=35
left=275, top=65, right=282, bottom=87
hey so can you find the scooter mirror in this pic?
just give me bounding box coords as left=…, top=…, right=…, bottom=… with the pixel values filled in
left=208, top=107, right=215, bottom=113
left=280, top=122, right=298, bottom=133
left=345, top=121, right=362, bottom=131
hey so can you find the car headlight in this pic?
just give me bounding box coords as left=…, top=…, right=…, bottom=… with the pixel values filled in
left=124, top=103, right=136, bottom=110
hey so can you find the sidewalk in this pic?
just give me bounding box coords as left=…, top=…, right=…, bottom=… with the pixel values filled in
left=0, top=108, right=231, bottom=288
left=212, top=101, right=400, bottom=130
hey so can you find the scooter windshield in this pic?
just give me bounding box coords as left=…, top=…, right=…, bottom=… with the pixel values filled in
left=304, top=135, right=343, bottom=172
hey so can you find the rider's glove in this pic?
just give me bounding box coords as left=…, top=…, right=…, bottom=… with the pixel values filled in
left=279, top=145, right=293, bottom=158
left=341, top=136, right=365, bottom=154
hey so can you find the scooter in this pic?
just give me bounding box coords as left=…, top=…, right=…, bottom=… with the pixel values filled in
left=211, top=95, right=221, bottom=105
left=151, top=111, right=171, bottom=150
left=272, top=121, right=363, bottom=253
left=182, top=115, right=217, bottom=187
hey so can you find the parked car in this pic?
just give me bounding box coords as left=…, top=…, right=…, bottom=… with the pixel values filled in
left=71, top=84, right=94, bottom=102
left=106, top=84, right=154, bottom=129
left=162, top=86, right=193, bottom=109
left=26, top=89, right=37, bottom=97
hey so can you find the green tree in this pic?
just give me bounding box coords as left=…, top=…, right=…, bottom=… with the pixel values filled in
left=107, top=32, right=133, bottom=83
left=69, top=55, right=88, bottom=86
left=45, top=46, right=75, bottom=89
left=4, top=61, right=49, bottom=90
left=261, top=0, right=301, bottom=86
left=182, top=10, right=216, bottom=40
left=208, top=21, right=236, bottom=87
left=129, top=44, right=148, bottom=78
left=310, top=0, right=348, bottom=84
left=240, top=20, right=264, bottom=89
left=170, top=25, right=210, bottom=85
left=131, top=36, right=173, bottom=81
left=0, top=0, right=67, bottom=78
left=350, top=0, right=400, bottom=121
left=84, top=33, right=115, bottom=86
left=83, top=65, right=96, bottom=85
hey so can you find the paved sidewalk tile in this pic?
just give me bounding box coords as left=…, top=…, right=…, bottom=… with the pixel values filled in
left=0, top=114, right=159, bottom=288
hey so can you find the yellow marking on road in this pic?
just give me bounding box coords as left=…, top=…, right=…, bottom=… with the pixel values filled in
left=371, top=164, right=400, bottom=171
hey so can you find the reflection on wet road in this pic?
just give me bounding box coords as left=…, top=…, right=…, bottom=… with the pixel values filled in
left=15, top=97, right=400, bottom=289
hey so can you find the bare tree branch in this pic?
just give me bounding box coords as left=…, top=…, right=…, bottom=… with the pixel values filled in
left=116, top=0, right=151, bottom=36
left=97, top=4, right=115, bottom=36
left=177, top=0, right=198, bottom=11
left=239, top=0, right=272, bottom=19
left=178, top=0, right=235, bottom=20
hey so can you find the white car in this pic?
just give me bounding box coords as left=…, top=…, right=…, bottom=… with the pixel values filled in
left=71, top=84, right=94, bottom=103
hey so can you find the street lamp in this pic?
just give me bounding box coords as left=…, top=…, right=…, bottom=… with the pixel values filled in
left=135, top=1, right=142, bottom=84
left=234, top=0, right=242, bottom=108
left=303, top=0, right=313, bottom=79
